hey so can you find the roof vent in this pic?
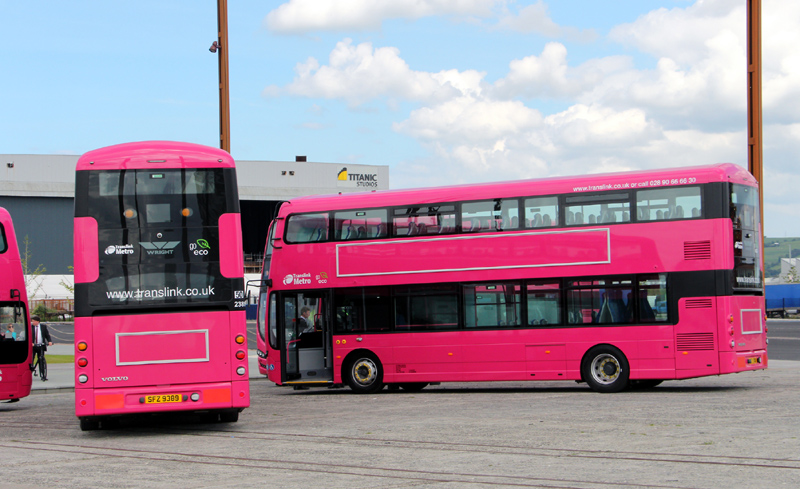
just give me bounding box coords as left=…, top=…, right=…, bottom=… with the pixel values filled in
left=296, top=156, right=307, bottom=162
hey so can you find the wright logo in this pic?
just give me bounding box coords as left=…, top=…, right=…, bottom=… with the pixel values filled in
left=139, top=241, right=180, bottom=255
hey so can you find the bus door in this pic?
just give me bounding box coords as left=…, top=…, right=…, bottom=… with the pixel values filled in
left=0, top=300, right=31, bottom=401
left=282, top=292, right=333, bottom=383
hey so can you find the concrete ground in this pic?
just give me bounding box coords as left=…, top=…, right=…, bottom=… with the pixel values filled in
left=3, top=354, right=799, bottom=488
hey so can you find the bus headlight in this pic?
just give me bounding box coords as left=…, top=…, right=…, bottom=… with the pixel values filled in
left=236, top=366, right=246, bottom=376
left=78, top=374, right=89, bottom=383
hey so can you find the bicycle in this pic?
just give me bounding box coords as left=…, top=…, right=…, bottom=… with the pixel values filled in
left=32, top=344, right=48, bottom=381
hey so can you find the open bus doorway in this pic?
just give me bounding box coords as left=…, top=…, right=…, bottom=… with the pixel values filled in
left=282, top=292, right=332, bottom=384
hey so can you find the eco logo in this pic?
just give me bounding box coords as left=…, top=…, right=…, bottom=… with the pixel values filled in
left=139, top=241, right=180, bottom=255
left=105, top=244, right=134, bottom=255
left=189, top=239, right=212, bottom=256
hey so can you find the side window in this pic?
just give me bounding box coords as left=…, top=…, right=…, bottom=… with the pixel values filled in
left=526, top=281, right=562, bottom=326
left=463, top=283, right=521, bottom=328
left=637, top=186, right=702, bottom=221
left=394, top=284, right=458, bottom=331
left=637, top=274, right=668, bottom=323
left=523, top=197, right=559, bottom=228
left=334, top=209, right=388, bottom=240
left=462, top=199, right=519, bottom=232
left=268, top=293, right=278, bottom=350
left=334, top=287, right=391, bottom=333
left=0, top=223, right=7, bottom=253
left=565, top=193, right=630, bottom=226
left=566, top=278, right=633, bottom=325
left=285, top=213, right=329, bottom=243
left=393, top=205, right=456, bottom=237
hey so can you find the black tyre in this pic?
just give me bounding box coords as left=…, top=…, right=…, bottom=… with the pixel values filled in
left=219, top=410, right=239, bottom=423
left=40, top=357, right=48, bottom=380
left=398, top=383, right=428, bottom=392
left=79, top=418, right=100, bottom=431
left=581, top=345, right=629, bottom=393
left=345, top=352, right=384, bottom=394
left=628, top=379, right=663, bottom=390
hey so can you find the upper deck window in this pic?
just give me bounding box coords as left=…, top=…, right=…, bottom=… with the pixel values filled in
left=88, top=169, right=226, bottom=229
left=392, top=205, right=456, bottom=237
left=462, top=199, right=519, bottom=232
left=335, top=209, right=388, bottom=240
left=565, top=193, right=630, bottom=226
left=637, top=186, right=702, bottom=221
left=285, top=213, right=329, bottom=243
left=523, top=197, right=559, bottom=228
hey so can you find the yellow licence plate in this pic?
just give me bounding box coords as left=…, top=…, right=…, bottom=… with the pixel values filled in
left=145, top=394, right=183, bottom=404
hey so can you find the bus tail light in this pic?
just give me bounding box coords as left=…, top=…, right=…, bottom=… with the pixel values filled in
left=77, top=342, right=88, bottom=352
left=235, top=335, right=245, bottom=345
left=77, top=358, right=88, bottom=368
left=236, top=350, right=246, bottom=360
left=78, top=374, right=89, bottom=383
left=236, top=366, right=246, bottom=376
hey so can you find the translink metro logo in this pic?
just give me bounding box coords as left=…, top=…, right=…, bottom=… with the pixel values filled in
left=139, top=241, right=180, bottom=255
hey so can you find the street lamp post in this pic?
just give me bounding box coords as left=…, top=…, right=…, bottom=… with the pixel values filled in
left=211, top=0, right=230, bottom=153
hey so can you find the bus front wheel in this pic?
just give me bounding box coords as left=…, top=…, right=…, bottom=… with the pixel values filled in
left=345, top=352, right=384, bottom=394
left=581, top=345, right=629, bottom=393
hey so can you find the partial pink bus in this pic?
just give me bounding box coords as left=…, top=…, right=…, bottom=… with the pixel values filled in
left=73, top=141, right=249, bottom=430
left=255, top=163, right=766, bottom=393
left=0, top=207, right=32, bottom=403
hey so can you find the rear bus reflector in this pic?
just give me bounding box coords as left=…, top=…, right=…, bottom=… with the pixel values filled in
left=77, top=358, right=88, bottom=368
left=236, top=350, right=246, bottom=360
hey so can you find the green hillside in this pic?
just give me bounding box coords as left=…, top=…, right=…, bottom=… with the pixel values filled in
left=764, top=237, right=800, bottom=278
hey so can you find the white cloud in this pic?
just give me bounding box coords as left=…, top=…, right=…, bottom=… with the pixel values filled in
left=494, top=1, right=597, bottom=41
left=265, top=39, right=486, bottom=106
left=265, top=0, right=497, bottom=34
left=264, top=1, right=800, bottom=236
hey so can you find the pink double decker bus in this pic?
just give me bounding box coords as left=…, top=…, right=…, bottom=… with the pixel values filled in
left=255, top=163, right=766, bottom=393
left=0, top=207, right=32, bottom=403
left=74, top=141, right=249, bottom=430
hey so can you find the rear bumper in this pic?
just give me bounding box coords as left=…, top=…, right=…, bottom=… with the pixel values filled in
left=75, top=379, right=249, bottom=417
left=719, top=350, right=768, bottom=375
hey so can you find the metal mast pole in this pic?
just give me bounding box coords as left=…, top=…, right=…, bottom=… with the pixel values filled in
left=216, top=0, right=231, bottom=153
left=747, top=0, right=763, bottom=229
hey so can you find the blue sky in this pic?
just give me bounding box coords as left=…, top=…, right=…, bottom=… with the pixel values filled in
left=2, top=0, right=798, bottom=236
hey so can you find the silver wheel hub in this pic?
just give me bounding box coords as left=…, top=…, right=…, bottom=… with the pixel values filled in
left=590, top=353, right=620, bottom=385
left=352, top=358, right=378, bottom=386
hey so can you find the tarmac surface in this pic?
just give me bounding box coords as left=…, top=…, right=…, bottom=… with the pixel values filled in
left=2, top=322, right=798, bottom=488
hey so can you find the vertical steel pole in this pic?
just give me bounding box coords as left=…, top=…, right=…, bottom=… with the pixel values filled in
left=747, top=0, right=763, bottom=229
left=217, top=0, right=231, bottom=153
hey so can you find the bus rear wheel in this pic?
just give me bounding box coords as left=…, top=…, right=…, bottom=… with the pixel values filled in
left=79, top=418, right=100, bottom=431
left=345, top=352, right=384, bottom=394
left=581, top=345, right=629, bottom=393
